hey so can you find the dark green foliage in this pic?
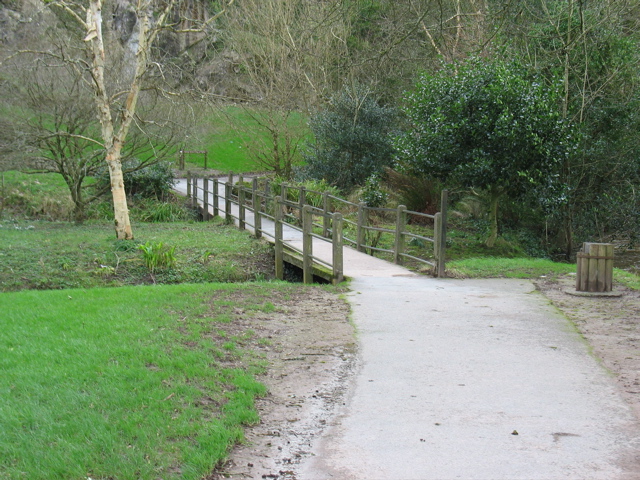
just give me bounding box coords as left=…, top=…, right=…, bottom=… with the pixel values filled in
left=360, top=174, right=388, bottom=208
left=396, top=58, right=571, bottom=198
left=302, top=84, right=398, bottom=192
left=95, top=160, right=176, bottom=201
left=395, top=58, right=575, bottom=246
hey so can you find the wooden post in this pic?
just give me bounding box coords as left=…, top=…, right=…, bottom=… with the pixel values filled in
left=204, top=150, right=208, bottom=170
left=322, top=192, right=330, bottom=238
left=212, top=178, right=219, bottom=217
left=332, top=212, right=344, bottom=284
left=434, top=213, right=442, bottom=275
left=576, top=243, right=614, bottom=292
left=228, top=171, right=233, bottom=184
left=238, top=179, right=246, bottom=231
left=302, top=205, right=313, bottom=284
left=224, top=181, right=232, bottom=224
left=186, top=174, right=192, bottom=199
left=203, top=178, right=210, bottom=221
left=394, top=205, right=407, bottom=264
left=438, top=189, right=448, bottom=277
left=264, top=179, right=271, bottom=215
left=275, top=196, right=284, bottom=280
left=179, top=150, right=185, bottom=170
left=298, top=186, right=306, bottom=225
left=192, top=176, right=198, bottom=209
left=252, top=178, right=262, bottom=238
left=357, top=203, right=366, bottom=252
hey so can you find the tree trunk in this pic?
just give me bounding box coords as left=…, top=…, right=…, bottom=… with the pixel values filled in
left=486, top=188, right=501, bottom=248
left=106, top=143, right=133, bottom=240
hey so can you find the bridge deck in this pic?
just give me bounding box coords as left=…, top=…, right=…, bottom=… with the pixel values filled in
left=174, top=178, right=412, bottom=279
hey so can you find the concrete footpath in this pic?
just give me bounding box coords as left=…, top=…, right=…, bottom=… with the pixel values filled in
left=174, top=179, right=640, bottom=478
left=299, top=276, right=640, bottom=480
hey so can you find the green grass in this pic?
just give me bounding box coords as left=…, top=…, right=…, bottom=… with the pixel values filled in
left=446, top=257, right=576, bottom=278
left=614, top=268, right=640, bottom=290
left=445, top=257, right=640, bottom=290
left=0, top=282, right=305, bottom=479
left=182, top=106, right=310, bottom=173
left=1, top=170, right=75, bottom=220
left=0, top=219, right=274, bottom=291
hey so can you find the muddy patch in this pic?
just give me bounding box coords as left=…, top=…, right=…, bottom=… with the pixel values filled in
left=209, top=287, right=355, bottom=480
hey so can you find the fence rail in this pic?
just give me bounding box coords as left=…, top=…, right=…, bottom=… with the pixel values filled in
left=186, top=174, right=447, bottom=282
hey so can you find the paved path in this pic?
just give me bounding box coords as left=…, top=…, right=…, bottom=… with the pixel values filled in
left=175, top=179, right=640, bottom=479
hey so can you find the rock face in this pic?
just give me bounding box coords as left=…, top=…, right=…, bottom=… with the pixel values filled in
left=0, top=0, right=49, bottom=47
left=0, top=0, right=250, bottom=98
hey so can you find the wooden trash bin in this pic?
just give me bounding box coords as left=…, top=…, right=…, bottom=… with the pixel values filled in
left=576, top=243, right=614, bottom=292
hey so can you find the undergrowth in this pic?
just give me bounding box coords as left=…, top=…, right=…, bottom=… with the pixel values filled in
left=0, top=219, right=274, bottom=291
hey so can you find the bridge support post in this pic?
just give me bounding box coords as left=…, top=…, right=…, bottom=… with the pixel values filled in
left=252, top=178, right=262, bottom=238
left=322, top=192, right=331, bottom=238
left=357, top=203, right=367, bottom=252
left=298, top=187, right=306, bottom=225
left=302, top=205, right=313, bottom=284
left=275, top=196, right=284, bottom=280
left=192, top=177, right=198, bottom=209
left=394, top=205, right=407, bottom=265
left=224, top=181, right=232, bottom=225
left=332, top=213, right=344, bottom=284
left=202, top=178, right=210, bottom=221
left=436, top=189, right=448, bottom=277
left=212, top=178, right=219, bottom=217
left=238, top=175, right=245, bottom=230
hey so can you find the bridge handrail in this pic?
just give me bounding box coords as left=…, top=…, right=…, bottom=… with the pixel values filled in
left=186, top=173, right=446, bottom=279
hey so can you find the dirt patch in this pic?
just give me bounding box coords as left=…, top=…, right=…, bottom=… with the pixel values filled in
left=534, top=274, right=640, bottom=421
left=209, top=286, right=355, bottom=480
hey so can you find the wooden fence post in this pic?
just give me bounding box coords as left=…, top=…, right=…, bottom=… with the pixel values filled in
left=204, top=150, right=208, bottom=170
left=394, top=205, right=407, bottom=264
left=186, top=175, right=192, bottom=199
left=264, top=179, right=271, bottom=215
left=275, top=196, right=284, bottom=280
left=302, top=205, right=313, bottom=284
left=224, top=181, right=232, bottom=224
left=357, top=203, right=367, bottom=252
left=238, top=178, right=246, bottom=231
left=434, top=213, right=442, bottom=275
left=322, top=192, right=330, bottom=238
left=192, top=176, right=198, bottom=209
left=332, top=212, right=344, bottom=284
left=252, top=178, right=262, bottom=238
left=437, top=189, right=448, bottom=277
left=203, top=178, right=209, bottom=221
left=212, top=178, right=219, bottom=217
left=298, top=186, right=306, bottom=225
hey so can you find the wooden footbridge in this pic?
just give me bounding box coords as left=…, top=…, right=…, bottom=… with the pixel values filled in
left=176, top=175, right=447, bottom=283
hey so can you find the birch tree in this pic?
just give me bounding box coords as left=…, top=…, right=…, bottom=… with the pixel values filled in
left=44, top=0, right=234, bottom=239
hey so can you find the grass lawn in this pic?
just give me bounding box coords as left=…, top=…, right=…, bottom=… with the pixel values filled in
left=182, top=106, right=310, bottom=173
left=0, top=281, right=305, bottom=479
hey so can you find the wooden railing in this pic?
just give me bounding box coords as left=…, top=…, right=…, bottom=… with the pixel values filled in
left=186, top=174, right=447, bottom=280
left=187, top=175, right=344, bottom=284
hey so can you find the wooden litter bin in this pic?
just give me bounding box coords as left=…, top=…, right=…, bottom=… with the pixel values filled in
left=576, top=243, right=614, bottom=292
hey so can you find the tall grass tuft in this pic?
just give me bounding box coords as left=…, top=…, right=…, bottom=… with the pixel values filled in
left=138, top=241, right=177, bottom=272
